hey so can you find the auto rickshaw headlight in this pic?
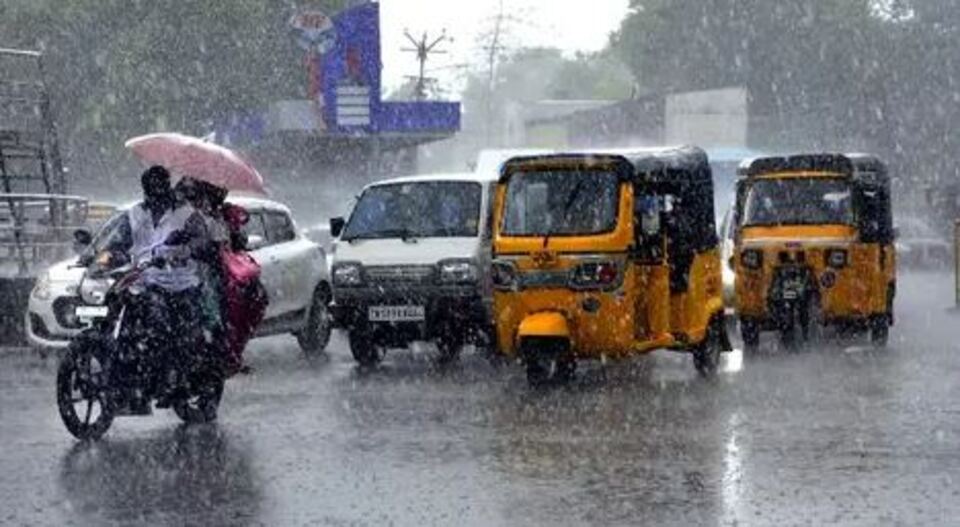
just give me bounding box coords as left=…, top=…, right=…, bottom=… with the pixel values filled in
left=438, top=259, right=479, bottom=284
left=741, top=249, right=763, bottom=270
left=570, top=261, right=619, bottom=289
left=332, top=262, right=364, bottom=286
left=826, top=249, right=848, bottom=269
left=491, top=261, right=518, bottom=290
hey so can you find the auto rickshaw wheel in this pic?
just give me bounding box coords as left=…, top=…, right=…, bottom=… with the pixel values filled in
left=869, top=315, right=889, bottom=347
left=740, top=319, right=760, bottom=352
left=694, top=319, right=723, bottom=376
left=522, top=338, right=575, bottom=386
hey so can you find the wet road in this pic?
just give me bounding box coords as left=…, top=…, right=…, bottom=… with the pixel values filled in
left=1, top=270, right=959, bottom=526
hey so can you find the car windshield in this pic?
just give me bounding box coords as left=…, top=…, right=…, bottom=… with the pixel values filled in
left=741, top=177, right=853, bottom=227
left=501, top=170, right=620, bottom=236
left=341, top=181, right=482, bottom=240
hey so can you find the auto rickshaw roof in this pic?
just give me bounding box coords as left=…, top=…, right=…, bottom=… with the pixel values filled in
left=499, top=145, right=711, bottom=184
left=737, top=153, right=888, bottom=183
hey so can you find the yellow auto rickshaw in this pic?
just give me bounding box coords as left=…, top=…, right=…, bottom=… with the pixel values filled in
left=733, top=154, right=896, bottom=349
left=492, top=147, right=730, bottom=384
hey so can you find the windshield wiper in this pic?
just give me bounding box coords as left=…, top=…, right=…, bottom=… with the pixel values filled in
left=543, top=180, right=586, bottom=249
left=344, top=228, right=419, bottom=243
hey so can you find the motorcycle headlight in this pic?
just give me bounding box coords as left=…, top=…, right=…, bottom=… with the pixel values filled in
left=741, top=249, right=763, bottom=270
left=491, top=260, right=518, bottom=290
left=438, top=259, right=479, bottom=284
left=826, top=248, right=848, bottom=269
left=31, top=272, right=52, bottom=301
left=78, top=276, right=110, bottom=306
left=332, top=262, right=364, bottom=287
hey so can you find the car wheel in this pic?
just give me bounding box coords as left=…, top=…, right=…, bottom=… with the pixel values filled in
left=296, top=286, right=332, bottom=356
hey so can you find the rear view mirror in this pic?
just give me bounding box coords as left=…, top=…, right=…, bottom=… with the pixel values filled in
left=73, top=229, right=92, bottom=255
left=330, top=217, right=345, bottom=238
left=73, top=229, right=92, bottom=246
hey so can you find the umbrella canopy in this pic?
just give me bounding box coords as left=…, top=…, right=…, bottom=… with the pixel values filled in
left=125, top=133, right=266, bottom=194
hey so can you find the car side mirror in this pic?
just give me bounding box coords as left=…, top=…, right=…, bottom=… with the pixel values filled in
left=247, top=234, right=266, bottom=250
left=330, top=217, right=345, bottom=238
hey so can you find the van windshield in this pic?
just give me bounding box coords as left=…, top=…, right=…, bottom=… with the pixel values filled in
left=341, top=181, right=482, bottom=240
left=741, top=177, right=853, bottom=227
left=502, top=170, right=620, bottom=236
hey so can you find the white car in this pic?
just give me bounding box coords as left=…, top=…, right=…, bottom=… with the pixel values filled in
left=719, top=206, right=737, bottom=316
left=26, top=197, right=332, bottom=355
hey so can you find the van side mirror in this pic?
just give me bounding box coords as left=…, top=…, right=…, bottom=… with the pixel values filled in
left=330, top=217, right=345, bottom=238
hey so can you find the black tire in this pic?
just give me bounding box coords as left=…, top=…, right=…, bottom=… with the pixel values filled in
left=693, top=319, right=723, bottom=376
left=172, top=372, right=224, bottom=424
left=57, top=342, right=113, bottom=440
left=296, top=286, right=332, bottom=356
left=349, top=329, right=384, bottom=367
left=801, top=297, right=825, bottom=344
left=740, top=319, right=760, bottom=352
left=869, top=315, right=889, bottom=347
left=435, top=333, right=462, bottom=365
left=522, top=338, right=575, bottom=386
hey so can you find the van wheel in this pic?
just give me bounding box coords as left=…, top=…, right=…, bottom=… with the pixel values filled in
left=693, top=319, right=723, bottom=376
left=349, top=329, right=384, bottom=367
left=296, top=287, right=332, bottom=356
left=436, top=333, right=462, bottom=365
left=740, top=319, right=760, bottom=352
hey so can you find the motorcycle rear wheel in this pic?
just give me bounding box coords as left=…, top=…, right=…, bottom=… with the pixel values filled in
left=57, top=343, right=114, bottom=440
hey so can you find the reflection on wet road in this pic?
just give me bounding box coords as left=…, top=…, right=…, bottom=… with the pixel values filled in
left=0, top=271, right=958, bottom=525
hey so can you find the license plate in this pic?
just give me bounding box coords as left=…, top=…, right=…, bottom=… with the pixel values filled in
left=368, top=305, right=425, bottom=322
left=75, top=305, right=109, bottom=320
left=782, top=280, right=804, bottom=300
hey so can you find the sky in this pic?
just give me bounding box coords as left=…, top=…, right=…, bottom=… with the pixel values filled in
left=378, top=0, right=631, bottom=96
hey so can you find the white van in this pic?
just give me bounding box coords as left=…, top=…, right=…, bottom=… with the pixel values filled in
left=329, top=172, right=497, bottom=366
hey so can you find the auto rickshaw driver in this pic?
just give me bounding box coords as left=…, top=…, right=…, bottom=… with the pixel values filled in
left=491, top=147, right=730, bottom=385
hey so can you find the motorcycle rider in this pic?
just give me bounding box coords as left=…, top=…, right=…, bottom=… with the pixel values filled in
left=112, top=166, right=212, bottom=407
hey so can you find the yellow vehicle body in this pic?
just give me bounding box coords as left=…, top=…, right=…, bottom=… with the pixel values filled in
left=732, top=155, right=896, bottom=347
left=491, top=148, right=729, bottom=383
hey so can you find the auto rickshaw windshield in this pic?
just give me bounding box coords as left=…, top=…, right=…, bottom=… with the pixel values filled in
left=741, top=177, right=853, bottom=227
left=501, top=170, right=620, bottom=236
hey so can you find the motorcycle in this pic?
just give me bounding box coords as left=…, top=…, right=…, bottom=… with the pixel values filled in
left=56, top=252, right=226, bottom=440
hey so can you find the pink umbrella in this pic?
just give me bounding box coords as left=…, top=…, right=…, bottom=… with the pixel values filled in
left=125, top=132, right=266, bottom=194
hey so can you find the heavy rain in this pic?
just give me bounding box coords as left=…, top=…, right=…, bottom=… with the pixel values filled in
left=2, top=0, right=960, bottom=525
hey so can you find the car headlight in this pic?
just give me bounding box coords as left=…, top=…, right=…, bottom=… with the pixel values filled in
left=438, top=259, right=479, bottom=284
left=740, top=249, right=763, bottom=270
left=826, top=248, right=848, bottom=269
left=491, top=260, right=518, bottom=290
left=332, top=262, right=364, bottom=286
left=31, top=272, right=52, bottom=301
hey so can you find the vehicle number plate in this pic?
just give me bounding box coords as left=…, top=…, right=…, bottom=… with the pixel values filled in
left=368, top=305, right=425, bottom=322
left=782, top=280, right=804, bottom=300
left=75, top=305, right=109, bottom=320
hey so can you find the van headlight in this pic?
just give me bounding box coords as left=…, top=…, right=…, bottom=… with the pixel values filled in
left=31, top=272, right=52, bottom=301
left=332, top=262, right=364, bottom=287
left=438, top=259, right=479, bottom=284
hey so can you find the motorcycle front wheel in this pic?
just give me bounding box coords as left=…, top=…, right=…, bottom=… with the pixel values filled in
left=172, top=370, right=224, bottom=424
left=57, top=341, right=114, bottom=440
